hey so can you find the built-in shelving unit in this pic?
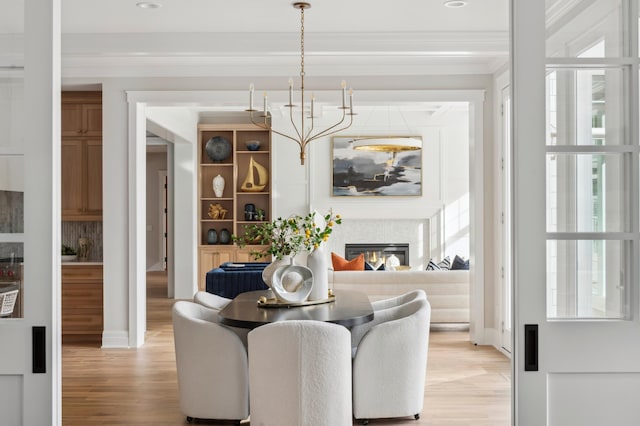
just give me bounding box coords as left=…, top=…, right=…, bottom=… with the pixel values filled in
left=197, top=124, right=272, bottom=290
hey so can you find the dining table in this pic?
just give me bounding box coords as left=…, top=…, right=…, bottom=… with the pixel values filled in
left=218, top=289, right=374, bottom=329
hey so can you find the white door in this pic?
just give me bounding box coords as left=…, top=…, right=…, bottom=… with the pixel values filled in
left=0, top=1, right=61, bottom=425
left=513, top=0, right=640, bottom=425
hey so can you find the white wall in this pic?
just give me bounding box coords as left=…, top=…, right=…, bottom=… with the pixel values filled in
left=304, top=104, right=471, bottom=269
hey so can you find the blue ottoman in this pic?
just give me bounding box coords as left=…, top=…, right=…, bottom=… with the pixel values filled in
left=205, top=262, right=270, bottom=298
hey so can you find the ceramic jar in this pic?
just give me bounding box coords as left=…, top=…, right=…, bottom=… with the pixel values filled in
left=212, top=174, right=225, bottom=198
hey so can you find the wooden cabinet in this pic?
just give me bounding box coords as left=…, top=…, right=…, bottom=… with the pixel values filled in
left=62, top=264, right=103, bottom=344
left=61, top=138, right=102, bottom=219
left=61, top=92, right=102, bottom=221
left=198, top=246, right=234, bottom=291
left=62, top=93, right=102, bottom=137
left=197, top=124, right=272, bottom=290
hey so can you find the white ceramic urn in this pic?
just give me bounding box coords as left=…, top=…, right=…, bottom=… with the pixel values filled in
left=212, top=174, right=225, bottom=198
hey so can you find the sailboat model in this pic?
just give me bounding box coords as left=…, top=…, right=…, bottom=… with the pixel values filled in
left=240, top=156, right=268, bottom=192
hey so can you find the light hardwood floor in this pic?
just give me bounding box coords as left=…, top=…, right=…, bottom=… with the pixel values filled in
left=62, top=271, right=510, bottom=425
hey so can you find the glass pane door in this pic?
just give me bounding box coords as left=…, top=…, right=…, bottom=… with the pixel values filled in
left=0, top=70, right=24, bottom=319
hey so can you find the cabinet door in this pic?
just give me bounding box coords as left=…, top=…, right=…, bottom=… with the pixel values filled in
left=61, top=103, right=83, bottom=137
left=83, top=104, right=102, bottom=137
left=61, top=266, right=103, bottom=342
left=236, top=246, right=269, bottom=262
left=61, top=140, right=84, bottom=217
left=198, top=247, right=234, bottom=291
left=85, top=139, right=102, bottom=215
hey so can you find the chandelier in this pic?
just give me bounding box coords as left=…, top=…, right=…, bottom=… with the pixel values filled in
left=247, top=2, right=355, bottom=165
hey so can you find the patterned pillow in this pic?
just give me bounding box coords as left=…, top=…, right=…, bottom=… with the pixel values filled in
left=450, top=255, right=470, bottom=270
left=437, top=256, right=451, bottom=269
left=331, top=252, right=365, bottom=271
left=364, top=262, right=386, bottom=271
left=426, top=259, right=442, bottom=271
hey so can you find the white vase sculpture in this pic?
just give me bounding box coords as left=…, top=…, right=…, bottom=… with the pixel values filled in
left=307, top=244, right=329, bottom=301
left=271, top=258, right=313, bottom=303
left=212, top=174, right=225, bottom=198
left=262, top=255, right=291, bottom=289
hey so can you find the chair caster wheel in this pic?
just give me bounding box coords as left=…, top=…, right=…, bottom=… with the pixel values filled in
left=362, top=420, right=369, bottom=425
left=186, top=416, right=193, bottom=423
left=415, top=413, right=420, bottom=420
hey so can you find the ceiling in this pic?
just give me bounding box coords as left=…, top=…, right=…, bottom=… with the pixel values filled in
left=4, top=0, right=508, bottom=34
left=1, top=0, right=510, bottom=77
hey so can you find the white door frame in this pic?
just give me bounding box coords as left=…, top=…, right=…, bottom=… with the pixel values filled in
left=125, top=89, right=487, bottom=346
left=499, top=81, right=512, bottom=354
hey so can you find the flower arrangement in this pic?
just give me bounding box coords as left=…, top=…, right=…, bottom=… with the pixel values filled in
left=300, top=210, right=342, bottom=252
left=233, top=210, right=342, bottom=260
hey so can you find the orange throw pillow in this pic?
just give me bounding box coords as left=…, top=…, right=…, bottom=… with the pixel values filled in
left=331, top=252, right=365, bottom=271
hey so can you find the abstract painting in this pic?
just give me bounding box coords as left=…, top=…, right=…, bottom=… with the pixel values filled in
left=331, top=136, right=422, bottom=196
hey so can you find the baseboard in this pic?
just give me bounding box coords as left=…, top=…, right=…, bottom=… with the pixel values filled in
left=485, top=327, right=512, bottom=358
left=101, top=330, right=130, bottom=348
left=484, top=327, right=500, bottom=348
left=430, top=323, right=469, bottom=332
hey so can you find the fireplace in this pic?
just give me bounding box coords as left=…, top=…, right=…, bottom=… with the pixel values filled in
left=345, top=243, right=410, bottom=266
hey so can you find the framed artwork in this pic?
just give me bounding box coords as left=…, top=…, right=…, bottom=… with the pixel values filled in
left=331, top=136, right=422, bottom=196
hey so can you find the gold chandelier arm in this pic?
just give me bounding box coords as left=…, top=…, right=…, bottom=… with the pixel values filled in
left=304, top=110, right=315, bottom=142
left=248, top=111, right=270, bottom=129
left=307, top=109, right=353, bottom=142
left=268, top=126, right=306, bottom=148
left=288, top=104, right=304, bottom=142
left=249, top=111, right=302, bottom=147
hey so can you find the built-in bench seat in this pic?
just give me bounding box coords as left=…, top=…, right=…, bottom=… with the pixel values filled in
left=328, top=270, right=469, bottom=323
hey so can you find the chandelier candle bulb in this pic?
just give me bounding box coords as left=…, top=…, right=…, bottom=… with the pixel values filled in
left=341, top=80, right=347, bottom=108
left=263, top=92, right=267, bottom=114
left=249, top=83, right=254, bottom=111
left=311, top=94, right=315, bottom=117
left=350, top=90, right=354, bottom=114
left=289, top=78, right=294, bottom=105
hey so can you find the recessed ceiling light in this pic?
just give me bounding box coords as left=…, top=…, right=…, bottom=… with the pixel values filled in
left=444, top=0, right=468, bottom=8
left=136, top=2, right=162, bottom=9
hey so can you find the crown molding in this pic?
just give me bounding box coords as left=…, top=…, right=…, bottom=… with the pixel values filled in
left=1, top=31, right=508, bottom=78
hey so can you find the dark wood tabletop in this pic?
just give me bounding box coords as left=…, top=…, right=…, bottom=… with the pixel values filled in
left=218, top=289, right=374, bottom=329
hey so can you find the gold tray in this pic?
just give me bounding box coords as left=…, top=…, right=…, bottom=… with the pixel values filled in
left=257, top=294, right=336, bottom=308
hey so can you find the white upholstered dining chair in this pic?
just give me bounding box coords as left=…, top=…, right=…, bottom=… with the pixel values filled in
left=193, top=290, right=231, bottom=310
left=172, top=301, right=249, bottom=425
left=350, top=289, right=427, bottom=349
left=352, top=297, right=431, bottom=425
left=248, top=320, right=352, bottom=426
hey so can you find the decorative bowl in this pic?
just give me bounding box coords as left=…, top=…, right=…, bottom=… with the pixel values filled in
left=245, top=140, right=261, bottom=151
left=61, top=255, right=78, bottom=262
left=205, top=136, right=232, bottom=161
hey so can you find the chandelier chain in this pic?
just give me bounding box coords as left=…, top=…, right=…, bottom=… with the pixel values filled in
left=300, top=7, right=305, bottom=79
